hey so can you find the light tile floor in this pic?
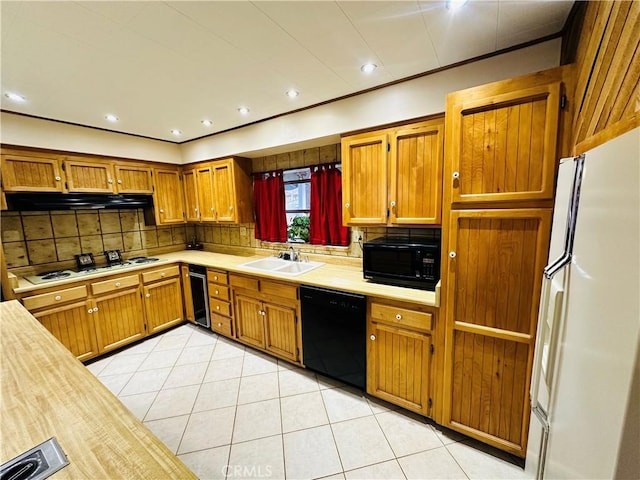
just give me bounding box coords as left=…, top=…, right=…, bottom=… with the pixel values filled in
left=87, top=324, right=531, bottom=480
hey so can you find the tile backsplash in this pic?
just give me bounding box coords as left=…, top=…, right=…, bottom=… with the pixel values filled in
left=2, top=209, right=191, bottom=269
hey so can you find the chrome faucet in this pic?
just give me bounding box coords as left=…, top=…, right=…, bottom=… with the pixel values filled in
left=289, top=246, right=299, bottom=262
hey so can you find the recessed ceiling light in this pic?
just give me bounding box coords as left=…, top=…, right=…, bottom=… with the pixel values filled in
left=104, top=114, right=119, bottom=122
left=360, top=63, right=377, bottom=74
left=201, top=119, right=213, bottom=127
left=286, top=89, right=299, bottom=99
left=446, top=0, right=469, bottom=11
left=170, top=129, right=182, bottom=136
left=238, top=106, right=250, bottom=115
left=4, top=92, right=26, bottom=102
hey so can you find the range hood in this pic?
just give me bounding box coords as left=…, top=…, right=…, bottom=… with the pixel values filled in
left=6, top=193, right=153, bottom=211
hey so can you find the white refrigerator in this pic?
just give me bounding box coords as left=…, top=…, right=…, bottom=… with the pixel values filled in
left=526, top=127, right=640, bottom=479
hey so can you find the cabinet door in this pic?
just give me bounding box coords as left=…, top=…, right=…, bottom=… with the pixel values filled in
left=182, top=169, right=200, bottom=222
left=1, top=153, right=64, bottom=192
left=389, top=120, right=443, bottom=224
left=64, top=159, right=115, bottom=193
left=367, top=322, right=431, bottom=416
left=34, top=300, right=98, bottom=361
left=442, top=208, right=552, bottom=457
left=445, top=73, right=563, bottom=205
left=114, top=164, right=153, bottom=193
left=143, top=278, right=184, bottom=334
left=197, top=165, right=217, bottom=222
left=153, top=168, right=185, bottom=224
left=264, top=303, right=298, bottom=362
left=234, top=295, right=265, bottom=349
left=94, top=288, right=145, bottom=353
left=181, top=265, right=195, bottom=323
left=212, top=160, right=236, bottom=222
left=341, top=133, right=388, bottom=225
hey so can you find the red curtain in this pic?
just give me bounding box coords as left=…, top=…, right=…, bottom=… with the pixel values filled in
left=253, top=170, right=287, bottom=242
left=309, top=163, right=349, bottom=246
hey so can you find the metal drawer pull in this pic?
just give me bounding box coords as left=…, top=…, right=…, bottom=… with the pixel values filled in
left=214, top=275, right=218, bottom=281
left=452, top=171, right=460, bottom=179
left=370, top=335, right=376, bottom=341
left=217, top=322, right=222, bottom=327
left=215, top=289, right=219, bottom=294
left=161, top=272, right=165, bottom=277
left=108, top=179, right=113, bottom=184
left=117, top=179, right=123, bottom=184
left=54, top=295, right=62, bottom=301
left=216, top=305, right=220, bottom=310
left=55, top=176, right=61, bottom=181
left=115, top=282, right=121, bottom=287
left=146, top=293, right=151, bottom=298
left=395, top=314, right=402, bottom=320
left=449, top=251, right=456, bottom=258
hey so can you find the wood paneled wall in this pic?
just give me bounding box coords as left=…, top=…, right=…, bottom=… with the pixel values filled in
left=565, top=1, right=639, bottom=152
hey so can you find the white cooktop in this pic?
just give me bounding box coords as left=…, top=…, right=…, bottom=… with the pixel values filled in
left=25, top=258, right=160, bottom=285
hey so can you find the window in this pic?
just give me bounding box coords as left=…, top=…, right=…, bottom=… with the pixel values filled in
left=283, top=167, right=311, bottom=242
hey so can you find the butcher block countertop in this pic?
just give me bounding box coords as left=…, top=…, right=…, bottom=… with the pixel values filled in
left=13, top=250, right=440, bottom=307
left=0, top=300, right=197, bottom=479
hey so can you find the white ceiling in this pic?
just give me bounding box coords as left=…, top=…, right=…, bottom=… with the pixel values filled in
left=0, top=1, right=573, bottom=143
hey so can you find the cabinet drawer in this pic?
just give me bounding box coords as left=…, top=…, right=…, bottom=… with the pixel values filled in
left=23, top=285, right=88, bottom=311
left=260, top=280, right=298, bottom=300
left=230, top=274, right=259, bottom=291
left=370, top=303, right=433, bottom=331
left=209, top=299, right=231, bottom=317
left=91, top=274, right=140, bottom=295
left=209, top=284, right=230, bottom=301
left=211, top=313, right=232, bottom=337
left=142, top=265, right=180, bottom=283
left=207, top=269, right=228, bottom=285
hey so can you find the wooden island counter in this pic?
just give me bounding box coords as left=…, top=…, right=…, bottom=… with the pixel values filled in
left=0, top=300, right=196, bottom=479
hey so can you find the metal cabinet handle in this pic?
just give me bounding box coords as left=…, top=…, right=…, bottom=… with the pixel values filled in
left=215, top=305, right=220, bottom=310
left=55, top=176, right=61, bottom=181
left=217, top=322, right=222, bottom=327
left=108, top=179, right=113, bottom=184
left=395, top=314, right=402, bottom=320
left=449, top=251, right=456, bottom=258
left=54, top=295, right=62, bottom=301
left=146, top=293, right=151, bottom=298
left=159, top=209, right=165, bottom=213
left=213, top=275, right=218, bottom=281
left=195, top=207, right=198, bottom=212
left=115, top=282, right=121, bottom=287
left=93, top=307, right=99, bottom=312
left=452, top=171, right=460, bottom=179
left=117, top=179, right=123, bottom=184
left=345, top=202, right=350, bottom=208
left=370, top=335, right=376, bottom=341
left=160, top=272, right=165, bottom=277
left=210, top=207, right=215, bottom=212
left=87, top=308, right=93, bottom=314
left=229, top=206, right=233, bottom=210
left=390, top=201, right=396, bottom=207
left=215, top=289, right=219, bottom=294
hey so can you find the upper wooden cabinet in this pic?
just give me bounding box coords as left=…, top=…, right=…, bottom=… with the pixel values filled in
left=63, top=157, right=116, bottom=193
left=181, top=157, right=253, bottom=224
left=1, top=150, right=65, bottom=192
left=341, top=117, right=444, bottom=226
left=152, top=167, right=185, bottom=224
left=182, top=168, right=200, bottom=222
left=113, top=163, right=153, bottom=194
left=445, top=71, right=565, bottom=205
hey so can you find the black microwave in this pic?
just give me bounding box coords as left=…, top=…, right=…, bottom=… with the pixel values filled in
left=363, top=237, right=440, bottom=290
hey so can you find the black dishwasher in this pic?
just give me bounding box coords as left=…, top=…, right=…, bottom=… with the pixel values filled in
left=300, top=285, right=366, bottom=390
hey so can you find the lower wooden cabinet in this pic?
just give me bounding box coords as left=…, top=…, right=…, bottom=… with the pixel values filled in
left=33, top=300, right=98, bottom=362
left=231, top=274, right=300, bottom=363
left=143, top=277, right=184, bottom=334
left=94, top=289, right=145, bottom=353
left=367, top=299, right=435, bottom=416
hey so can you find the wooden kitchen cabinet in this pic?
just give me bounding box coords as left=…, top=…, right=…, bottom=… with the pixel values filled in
left=230, top=273, right=300, bottom=363
left=90, top=274, right=145, bottom=353
left=341, top=117, right=444, bottom=226
left=143, top=271, right=184, bottom=334
left=367, top=299, right=434, bottom=416
left=63, top=157, right=116, bottom=193
left=113, top=163, right=153, bottom=193
left=442, top=208, right=551, bottom=455
left=1, top=150, right=65, bottom=192
left=444, top=71, right=563, bottom=206
left=33, top=300, right=98, bottom=362
left=180, top=157, right=253, bottom=224
left=208, top=268, right=233, bottom=337
left=182, top=168, right=200, bottom=222
left=152, top=166, right=186, bottom=225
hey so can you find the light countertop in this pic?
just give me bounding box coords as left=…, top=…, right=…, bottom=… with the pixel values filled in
left=13, top=250, right=439, bottom=307
left=0, top=300, right=197, bottom=479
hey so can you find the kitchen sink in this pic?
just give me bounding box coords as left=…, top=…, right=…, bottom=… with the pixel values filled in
left=238, top=257, right=324, bottom=276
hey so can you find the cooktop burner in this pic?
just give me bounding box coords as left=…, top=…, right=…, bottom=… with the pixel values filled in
left=40, top=271, right=72, bottom=280
left=128, top=257, right=160, bottom=264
